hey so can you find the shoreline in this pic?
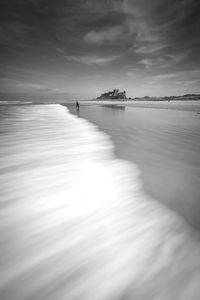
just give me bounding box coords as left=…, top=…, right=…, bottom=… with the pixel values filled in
left=62, top=99, right=200, bottom=113
left=75, top=100, right=200, bottom=113
left=65, top=103, right=200, bottom=231
left=1, top=103, right=200, bottom=300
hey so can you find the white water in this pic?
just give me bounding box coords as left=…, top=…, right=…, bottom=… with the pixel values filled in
left=0, top=104, right=200, bottom=300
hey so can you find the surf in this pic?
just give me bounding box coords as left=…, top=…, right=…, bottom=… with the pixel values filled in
left=0, top=104, right=200, bottom=300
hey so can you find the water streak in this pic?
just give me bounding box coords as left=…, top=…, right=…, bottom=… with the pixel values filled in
left=0, top=104, right=200, bottom=300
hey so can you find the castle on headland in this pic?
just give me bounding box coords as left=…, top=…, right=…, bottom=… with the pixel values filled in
left=97, top=89, right=127, bottom=100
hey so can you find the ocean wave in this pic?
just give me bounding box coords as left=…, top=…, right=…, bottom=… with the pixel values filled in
left=0, top=104, right=200, bottom=300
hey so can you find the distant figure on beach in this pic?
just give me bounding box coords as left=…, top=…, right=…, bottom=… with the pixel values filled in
left=76, top=101, right=79, bottom=110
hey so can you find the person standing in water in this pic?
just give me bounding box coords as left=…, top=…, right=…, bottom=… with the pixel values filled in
left=76, top=101, right=79, bottom=111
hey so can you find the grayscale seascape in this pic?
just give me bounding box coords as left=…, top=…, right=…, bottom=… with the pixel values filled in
left=1, top=102, right=200, bottom=300
left=1, top=0, right=200, bottom=299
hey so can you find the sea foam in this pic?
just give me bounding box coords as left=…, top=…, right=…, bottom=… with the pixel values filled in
left=0, top=104, right=200, bottom=300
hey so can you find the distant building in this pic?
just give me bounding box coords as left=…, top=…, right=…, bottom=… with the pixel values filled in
left=97, top=89, right=127, bottom=100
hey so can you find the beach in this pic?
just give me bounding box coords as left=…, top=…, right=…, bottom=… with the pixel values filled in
left=1, top=102, right=200, bottom=300
left=67, top=101, right=200, bottom=231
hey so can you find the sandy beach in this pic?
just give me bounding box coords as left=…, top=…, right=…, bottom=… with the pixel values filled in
left=67, top=101, right=200, bottom=231
left=1, top=103, right=200, bottom=300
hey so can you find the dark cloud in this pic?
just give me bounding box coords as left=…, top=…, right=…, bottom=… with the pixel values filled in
left=0, top=0, right=200, bottom=97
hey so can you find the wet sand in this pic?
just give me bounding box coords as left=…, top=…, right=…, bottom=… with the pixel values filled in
left=1, top=104, right=200, bottom=300
left=67, top=102, right=200, bottom=231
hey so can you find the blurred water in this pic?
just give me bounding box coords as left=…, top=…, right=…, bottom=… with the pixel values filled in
left=0, top=104, right=200, bottom=300
left=68, top=103, right=200, bottom=230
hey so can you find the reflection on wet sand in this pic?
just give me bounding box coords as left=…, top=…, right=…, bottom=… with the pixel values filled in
left=101, top=104, right=126, bottom=110
left=67, top=103, right=200, bottom=231
left=1, top=104, right=200, bottom=300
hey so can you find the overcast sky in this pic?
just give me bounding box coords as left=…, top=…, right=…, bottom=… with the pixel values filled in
left=0, top=0, right=200, bottom=99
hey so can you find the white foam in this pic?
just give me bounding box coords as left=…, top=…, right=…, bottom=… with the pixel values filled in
left=0, top=104, right=200, bottom=300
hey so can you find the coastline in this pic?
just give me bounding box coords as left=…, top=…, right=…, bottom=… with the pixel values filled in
left=65, top=102, right=200, bottom=231
left=1, top=103, right=200, bottom=300
left=74, top=99, right=200, bottom=112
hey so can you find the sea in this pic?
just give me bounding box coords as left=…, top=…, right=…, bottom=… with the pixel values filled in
left=67, top=102, right=200, bottom=230
left=0, top=102, right=200, bottom=300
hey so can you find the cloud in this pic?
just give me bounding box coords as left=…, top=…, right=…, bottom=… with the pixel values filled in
left=84, top=26, right=123, bottom=44
left=126, top=68, right=143, bottom=78
left=151, top=73, right=178, bottom=80
left=0, top=0, right=200, bottom=97
left=0, top=78, right=58, bottom=93
left=167, top=53, right=187, bottom=64
left=135, top=43, right=167, bottom=54
left=56, top=47, right=64, bottom=53
left=139, top=57, right=161, bottom=69
left=16, top=83, right=45, bottom=90
left=65, top=54, right=121, bottom=65
left=140, top=53, right=186, bottom=69
left=154, top=69, right=200, bottom=81
left=14, top=82, right=59, bottom=92
left=0, top=20, right=32, bottom=45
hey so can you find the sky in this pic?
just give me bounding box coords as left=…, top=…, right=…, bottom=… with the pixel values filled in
left=0, top=0, right=200, bottom=99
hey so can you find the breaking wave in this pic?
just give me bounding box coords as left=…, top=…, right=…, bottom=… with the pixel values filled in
left=0, top=104, right=200, bottom=300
